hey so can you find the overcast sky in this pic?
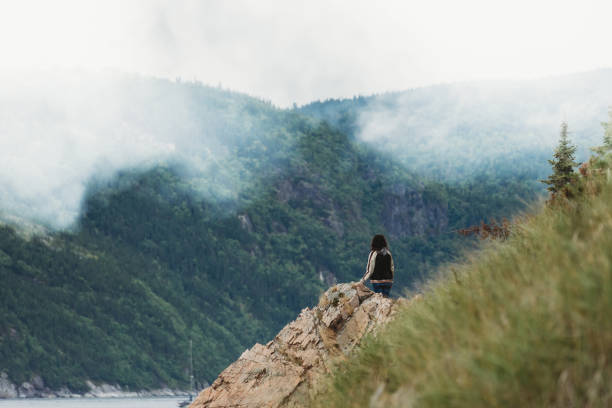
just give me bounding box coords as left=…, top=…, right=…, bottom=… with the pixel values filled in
left=1, top=0, right=611, bottom=106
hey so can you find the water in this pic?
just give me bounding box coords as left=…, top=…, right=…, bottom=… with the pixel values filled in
left=0, top=398, right=187, bottom=408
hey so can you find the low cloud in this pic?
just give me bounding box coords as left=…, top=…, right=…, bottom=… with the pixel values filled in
left=0, top=70, right=270, bottom=229
left=2, top=1, right=612, bottom=106
left=355, top=71, right=612, bottom=180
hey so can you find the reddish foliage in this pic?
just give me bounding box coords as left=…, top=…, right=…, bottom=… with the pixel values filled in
left=457, top=218, right=511, bottom=240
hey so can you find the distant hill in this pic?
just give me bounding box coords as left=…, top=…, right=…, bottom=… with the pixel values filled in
left=0, top=71, right=581, bottom=394
left=300, top=69, right=612, bottom=182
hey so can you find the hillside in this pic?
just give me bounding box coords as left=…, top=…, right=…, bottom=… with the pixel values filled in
left=0, top=115, right=525, bottom=393
left=0, top=73, right=570, bottom=394
left=300, top=69, right=612, bottom=183
left=313, top=144, right=612, bottom=407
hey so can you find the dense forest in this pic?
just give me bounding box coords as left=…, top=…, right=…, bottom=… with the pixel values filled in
left=3, top=72, right=599, bottom=392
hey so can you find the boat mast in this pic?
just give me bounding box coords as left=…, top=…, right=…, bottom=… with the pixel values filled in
left=189, top=339, right=194, bottom=398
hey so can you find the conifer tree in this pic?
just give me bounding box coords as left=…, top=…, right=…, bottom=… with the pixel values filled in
left=593, top=108, right=612, bottom=155
left=541, top=121, right=578, bottom=196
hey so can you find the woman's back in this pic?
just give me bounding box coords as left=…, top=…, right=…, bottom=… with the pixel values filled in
left=361, top=234, right=394, bottom=297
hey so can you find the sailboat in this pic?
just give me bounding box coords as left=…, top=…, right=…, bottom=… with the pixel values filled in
left=178, top=339, right=195, bottom=407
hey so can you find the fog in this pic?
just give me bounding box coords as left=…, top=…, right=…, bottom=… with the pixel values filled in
left=2, top=68, right=612, bottom=230
left=0, top=70, right=277, bottom=229
left=1, top=0, right=612, bottom=106
left=2, top=1, right=612, bottom=228
left=354, top=70, right=612, bottom=180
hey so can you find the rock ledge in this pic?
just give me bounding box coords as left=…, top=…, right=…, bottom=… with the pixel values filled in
left=190, top=282, right=400, bottom=408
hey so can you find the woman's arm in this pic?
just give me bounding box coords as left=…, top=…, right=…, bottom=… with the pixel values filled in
left=360, top=251, right=376, bottom=282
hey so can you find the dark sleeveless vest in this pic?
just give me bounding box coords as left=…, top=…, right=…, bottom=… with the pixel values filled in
left=370, top=251, right=392, bottom=280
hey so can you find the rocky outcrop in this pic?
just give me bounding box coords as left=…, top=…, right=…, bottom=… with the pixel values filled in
left=317, top=268, right=337, bottom=287
left=382, top=183, right=448, bottom=238
left=0, top=373, right=17, bottom=398
left=190, top=282, right=402, bottom=408
left=275, top=178, right=345, bottom=237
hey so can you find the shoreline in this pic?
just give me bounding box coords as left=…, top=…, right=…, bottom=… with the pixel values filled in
left=0, top=374, right=196, bottom=400
left=0, top=395, right=186, bottom=400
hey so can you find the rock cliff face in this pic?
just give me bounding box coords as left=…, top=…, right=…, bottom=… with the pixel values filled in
left=382, top=184, right=448, bottom=238
left=190, top=283, right=402, bottom=408
left=0, top=373, right=17, bottom=398
left=276, top=174, right=448, bottom=241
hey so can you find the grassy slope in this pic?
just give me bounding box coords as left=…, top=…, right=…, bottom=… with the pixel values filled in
left=315, top=159, right=612, bottom=407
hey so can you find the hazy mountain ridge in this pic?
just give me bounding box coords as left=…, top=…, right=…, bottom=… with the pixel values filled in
left=300, top=69, right=612, bottom=182
left=0, top=70, right=285, bottom=229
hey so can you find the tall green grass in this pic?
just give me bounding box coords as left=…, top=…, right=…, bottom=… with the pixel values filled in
left=315, top=163, right=612, bottom=407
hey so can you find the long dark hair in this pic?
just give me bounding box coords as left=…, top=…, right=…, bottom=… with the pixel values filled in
left=370, top=234, right=388, bottom=251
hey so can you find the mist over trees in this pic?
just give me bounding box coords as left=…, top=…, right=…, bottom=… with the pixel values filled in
left=301, top=69, right=612, bottom=183
left=1, top=69, right=612, bottom=393
left=3, top=70, right=612, bottom=229
left=0, top=71, right=285, bottom=229
left=0, top=72, right=547, bottom=391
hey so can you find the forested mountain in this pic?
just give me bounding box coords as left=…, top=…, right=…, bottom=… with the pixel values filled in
left=4, top=71, right=609, bottom=394
left=300, top=69, right=612, bottom=182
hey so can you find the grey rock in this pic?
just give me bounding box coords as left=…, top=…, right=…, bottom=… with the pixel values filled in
left=317, top=268, right=337, bottom=287
left=238, top=214, right=253, bottom=233
left=18, top=381, right=36, bottom=398
left=0, top=373, right=17, bottom=399
left=31, top=375, right=44, bottom=390
left=382, top=183, right=448, bottom=238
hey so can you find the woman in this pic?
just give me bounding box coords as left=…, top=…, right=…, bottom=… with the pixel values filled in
left=360, top=234, right=394, bottom=297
